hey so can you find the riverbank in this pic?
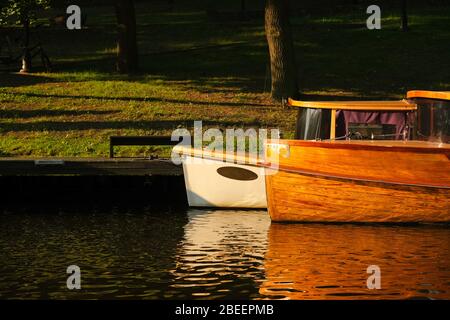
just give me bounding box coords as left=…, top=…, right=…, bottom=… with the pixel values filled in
left=1, top=2, right=449, bottom=157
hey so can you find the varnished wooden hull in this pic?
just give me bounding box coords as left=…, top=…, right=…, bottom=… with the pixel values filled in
left=265, top=140, right=450, bottom=223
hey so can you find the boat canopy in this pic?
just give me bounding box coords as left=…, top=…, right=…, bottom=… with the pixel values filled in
left=288, top=98, right=417, bottom=141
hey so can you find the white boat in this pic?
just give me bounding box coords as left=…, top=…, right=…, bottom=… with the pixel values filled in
left=172, top=146, right=267, bottom=208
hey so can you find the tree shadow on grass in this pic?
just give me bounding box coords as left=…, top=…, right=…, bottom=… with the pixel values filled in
left=0, top=72, right=57, bottom=88
left=0, top=109, right=120, bottom=119
left=49, top=43, right=270, bottom=94
left=8, top=92, right=276, bottom=109
left=0, top=119, right=264, bottom=133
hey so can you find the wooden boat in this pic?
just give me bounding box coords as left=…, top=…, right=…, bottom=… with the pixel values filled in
left=264, top=91, right=450, bottom=223
left=173, top=146, right=267, bottom=208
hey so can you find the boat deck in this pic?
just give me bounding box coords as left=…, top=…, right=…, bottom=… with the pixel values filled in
left=267, top=139, right=450, bottom=153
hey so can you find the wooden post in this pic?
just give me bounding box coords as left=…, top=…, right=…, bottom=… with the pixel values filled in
left=330, top=109, right=336, bottom=139
left=110, top=136, right=114, bottom=158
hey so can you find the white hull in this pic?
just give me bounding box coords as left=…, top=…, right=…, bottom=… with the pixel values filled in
left=182, top=156, right=267, bottom=208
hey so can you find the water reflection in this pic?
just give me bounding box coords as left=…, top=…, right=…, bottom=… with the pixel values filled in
left=261, top=223, right=450, bottom=300
left=0, top=208, right=188, bottom=299
left=0, top=208, right=449, bottom=299
left=170, top=209, right=270, bottom=299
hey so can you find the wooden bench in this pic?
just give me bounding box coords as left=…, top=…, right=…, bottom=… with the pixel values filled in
left=109, top=136, right=189, bottom=158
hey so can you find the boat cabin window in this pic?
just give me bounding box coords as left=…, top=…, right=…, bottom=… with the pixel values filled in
left=408, top=98, right=449, bottom=143
left=338, top=110, right=411, bottom=140
left=295, top=108, right=412, bottom=140
left=295, top=108, right=330, bottom=140
left=347, top=123, right=396, bottom=140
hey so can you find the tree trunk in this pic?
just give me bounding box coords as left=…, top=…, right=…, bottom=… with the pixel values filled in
left=401, top=0, right=408, bottom=31
left=115, top=0, right=138, bottom=73
left=265, top=0, right=298, bottom=100
left=241, top=0, right=246, bottom=12
left=20, top=17, right=31, bottom=73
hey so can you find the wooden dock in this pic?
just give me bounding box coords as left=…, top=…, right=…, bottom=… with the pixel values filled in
left=0, top=157, right=182, bottom=176
left=0, top=157, right=187, bottom=208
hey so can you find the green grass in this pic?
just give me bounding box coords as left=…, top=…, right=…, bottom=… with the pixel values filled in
left=1, top=2, right=449, bottom=157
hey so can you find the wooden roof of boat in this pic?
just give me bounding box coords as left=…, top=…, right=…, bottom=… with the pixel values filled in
left=287, top=98, right=417, bottom=111
left=407, top=90, right=450, bottom=101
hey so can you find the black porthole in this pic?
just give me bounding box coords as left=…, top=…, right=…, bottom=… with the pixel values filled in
left=216, top=166, right=258, bottom=181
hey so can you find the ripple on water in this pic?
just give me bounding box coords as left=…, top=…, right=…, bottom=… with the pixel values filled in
left=0, top=209, right=449, bottom=299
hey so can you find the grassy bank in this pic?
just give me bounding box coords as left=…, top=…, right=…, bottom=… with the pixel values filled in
left=1, top=2, right=449, bottom=157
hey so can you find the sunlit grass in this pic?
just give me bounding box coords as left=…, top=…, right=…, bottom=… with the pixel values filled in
left=0, top=3, right=449, bottom=157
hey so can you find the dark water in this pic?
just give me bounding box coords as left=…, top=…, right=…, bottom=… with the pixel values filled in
left=0, top=208, right=449, bottom=299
